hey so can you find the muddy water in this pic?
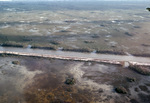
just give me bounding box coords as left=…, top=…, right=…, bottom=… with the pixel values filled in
left=0, top=56, right=150, bottom=103
left=0, top=46, right=150, bottom=65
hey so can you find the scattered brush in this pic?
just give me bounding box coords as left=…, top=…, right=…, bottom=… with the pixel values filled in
left=12, top=61, right=20, bottom=65
left=129, top=64, right=150, bottom=76
left=65, top=78, right=76, bottom=85
left=115, top=86, right=128, bottom=94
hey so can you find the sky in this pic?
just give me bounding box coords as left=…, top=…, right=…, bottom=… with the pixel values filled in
left=0, top=0, right=150, bottom=1
left=0, top=0, right=12, bottom=1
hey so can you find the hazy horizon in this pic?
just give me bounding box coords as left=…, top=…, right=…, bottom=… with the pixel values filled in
left=1, top=0, right=150, bottom=1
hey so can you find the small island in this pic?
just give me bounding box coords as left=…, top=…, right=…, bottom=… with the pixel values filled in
left=146, top=8, right=150, bottom=12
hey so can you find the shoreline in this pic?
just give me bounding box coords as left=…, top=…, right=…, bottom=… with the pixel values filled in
left=1, top=45, right=150, bottom=58
left=0, top=50, right=150, bottom=67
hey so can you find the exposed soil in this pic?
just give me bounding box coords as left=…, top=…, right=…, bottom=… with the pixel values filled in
left=0, top=56, right=150, bottom=103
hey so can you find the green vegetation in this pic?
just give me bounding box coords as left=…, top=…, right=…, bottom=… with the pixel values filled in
left=0, top=34, right=61, bottom=49
left=84, top=40, right=95, bottom=44
left=49, top=41, right=60, bottom=45
left=115, top=86, right=128, bottom=94
left=0, top=53, right=7, bottom=57
left=12, top=61, right=20, bottom=65
left=0, top=1, right=149, bottom=57
left=62, top=47, right=93, bottom=53
left=146, top=8, right=150, bottom=12
left=126, top=77, right=136, bottom=82
left=65, top=78, right=76, bottom=85
left=124, top=32, right=133, bottom=36
left=1, top=41, right=25, bottom=48
left=60, top=30, right=70, bottom=33
left=96, top=49, right=125, bottom=55
left=31, top=44, right=57, bottom=50
left=129, top=65, right=150, bottom=76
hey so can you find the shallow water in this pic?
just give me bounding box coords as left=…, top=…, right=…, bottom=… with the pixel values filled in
left=0, top=46, right=150, bottom=65
left=0, top=56, right=150, bottom=103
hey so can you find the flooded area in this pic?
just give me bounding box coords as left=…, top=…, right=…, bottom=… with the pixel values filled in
left=0, top=1, right=150, bottom=56
left=0, top=46, right=150, bottom=66
left=0, top=1, right=150, bottom=103
left=0, top=56, right=150, bottom=103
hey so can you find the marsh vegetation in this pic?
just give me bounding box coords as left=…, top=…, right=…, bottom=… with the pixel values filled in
left=0, top=1, right=150, bottom=103
left=0, top=56, right=149, bottom=103
left=0, top=1, right=150, bottom=56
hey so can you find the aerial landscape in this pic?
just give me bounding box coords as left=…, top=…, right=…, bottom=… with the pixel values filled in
left=0, top=0, right=150, bottom=103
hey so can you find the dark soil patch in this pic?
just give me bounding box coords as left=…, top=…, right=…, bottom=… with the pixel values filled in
left=130, top=99, right=140, bottom=103
left=145, top=83, right=150, bottom=87
left=134, top=87, right=139, bottom=92
left=139, top=85, right=149, bottom=92
left=125, top=32, right=133, bottom=36
left=138, top=93, right=150, bottom=103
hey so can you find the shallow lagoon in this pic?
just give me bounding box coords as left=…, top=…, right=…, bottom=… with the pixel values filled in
left=0, top=56, right=150, bottom=103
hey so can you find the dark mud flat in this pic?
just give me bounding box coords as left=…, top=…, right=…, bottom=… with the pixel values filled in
left=0, top=56, right=150, bottom=103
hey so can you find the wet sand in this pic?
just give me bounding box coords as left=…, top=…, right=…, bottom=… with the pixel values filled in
left=0, top=56, right=150, bottom=103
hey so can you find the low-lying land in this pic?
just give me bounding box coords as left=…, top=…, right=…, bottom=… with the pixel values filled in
left=0, top=1, right=150, bottom=56
left=129, top=64, right=150, bottom=76
left=0, top=56, right=150, bottom=103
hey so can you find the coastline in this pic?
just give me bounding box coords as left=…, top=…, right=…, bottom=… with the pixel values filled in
left=0, top=48, right=150, bottom=66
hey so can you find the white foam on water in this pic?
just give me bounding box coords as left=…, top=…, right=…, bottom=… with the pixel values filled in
left=119, top=27, right=128, bottom=31
left=112, top=20, right=116, bottom=23
left=29, top=29, right=39, bottom=33
left=0, top=25, right=10, bottom=28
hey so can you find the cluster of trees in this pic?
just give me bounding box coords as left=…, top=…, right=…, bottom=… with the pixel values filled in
left=146, top=8, right=150, bottom=12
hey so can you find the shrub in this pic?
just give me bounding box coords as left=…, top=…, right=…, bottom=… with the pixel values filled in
left=129, top=65, right=150, bottom=76
left=84, top=40, right=95, bottom=44
left=31, top=44, right=57, bottom=50
left=12, top=61, right=20, bottom=65
left=115, top=86, right=128, bottom=94
left=96, top=49, right=125, bottom=55
left=62, top=47, right=93, bottom=53
left=50, top=41, right=60, bottom=45
left=65, top=78, right=76, bottom=85
left=2, top=42, right=24, bottom=48
left=126, top=77, right=136, bottom=82
left=146, top=8, right=150, bottom=12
